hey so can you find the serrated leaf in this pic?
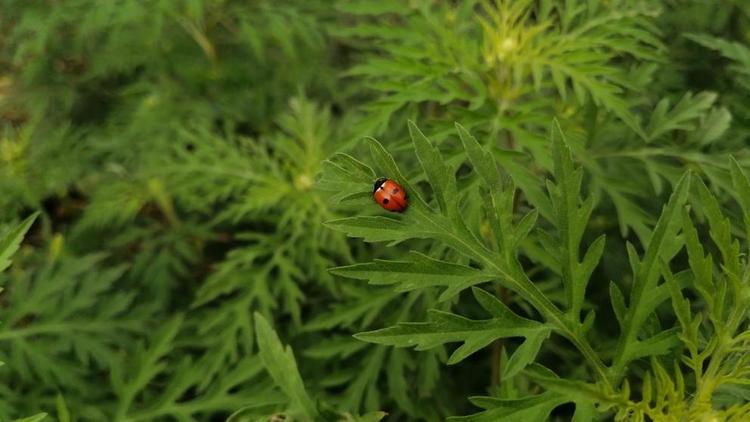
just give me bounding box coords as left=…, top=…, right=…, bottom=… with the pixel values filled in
left=611, top=172, right=691, bottom=380
left=548, top=121, right=604, bottom=320
left=645, top=92, right=718, bottom=141
left=409, top=120, right=458, bottom=217
left=254, top=313, right=318, bottom=419
left=662, top=262, right=692, bottom=335
left=456, top=123, right=501, bottom=192
left=330, top=251, right=499, bottom=300
left=502, top=328, right=551, bottom=380
left=729, top=157, right=750, bottom=243
left=324, top=216, right=415, bottom=243
left=355, top=288, right=547, bottom=365
left=626, top=328, right=681, bottom=362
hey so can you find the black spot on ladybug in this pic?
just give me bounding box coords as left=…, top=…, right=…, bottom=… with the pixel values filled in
left=382, top=198, right=390, bottom=204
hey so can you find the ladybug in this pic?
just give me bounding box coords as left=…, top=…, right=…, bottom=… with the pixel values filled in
left=373, top=177, right=408, bottom=212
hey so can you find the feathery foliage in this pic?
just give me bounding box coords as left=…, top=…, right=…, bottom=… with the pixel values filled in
left=1, top=0, right=750, bottom=421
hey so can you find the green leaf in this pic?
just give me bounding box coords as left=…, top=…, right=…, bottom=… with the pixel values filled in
left=502, top=328, right=550, bottom=380
left=455, top=122, right=501, bottom=193
left=254, top=313, right=318, bottom=420
left=112, top=315, right=184, bottom=419
left=645, top=92, right=719, bottom=141
left=330, top=251, right=499, bottom=300
left=318, top=152, right=376, bottom=204
left=662, top=262, right=692, bottom=336
left=572, top=400, right=596, bottom=422
left=409, top=120, right=458, bottom=217
left=354, top=411, right=388, bottom=421
left=55, top=394, right=70, bottom=422
left=449, top=392, right=566, bottom=422
left=695, top=177, right=740, bottom=278
left=611, top=172, right=691, bottom=380
left=525, top=364, right=611, bottom=408
left=729, top=157, right=750, bottom=245
left=325, top=216, right=417, bottom=243
left=355, top=288, right=548, bottom=365
left=0, top=212, right=38, bottom=273
left=609, top=281, right=627, bottom=327
left=680, top=206, right=714, bottom=307
left=12, top=414, right=47, bottom=422
left=686, top=33, right=750, bottom=87
left=546, top=120, right=605, bottom=320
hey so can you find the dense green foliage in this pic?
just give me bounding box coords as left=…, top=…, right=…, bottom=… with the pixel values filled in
left=1, top=0, right=750, bottom=420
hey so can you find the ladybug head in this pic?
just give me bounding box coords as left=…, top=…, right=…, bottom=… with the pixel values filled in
left=372, top=177, right=387, bottom=194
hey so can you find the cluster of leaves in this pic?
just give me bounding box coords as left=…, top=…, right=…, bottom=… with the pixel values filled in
left=0, top=0, right=749, bottom=421
left=328, top=121, right=750, bottom=421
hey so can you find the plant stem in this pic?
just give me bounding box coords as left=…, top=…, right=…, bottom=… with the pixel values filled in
left=491, top=284, right=510, bottom=386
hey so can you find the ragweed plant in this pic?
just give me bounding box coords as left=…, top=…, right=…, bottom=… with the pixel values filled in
left=327, top=121, right=750, bottom=420
left=0, top=212, right=47, bottom=421
left=336, top=0, right=746, bottom=243
left=0, top=0, right=749, bottom=420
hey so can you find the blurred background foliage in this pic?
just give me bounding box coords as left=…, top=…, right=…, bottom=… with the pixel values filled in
left=0, top=0, right=749, bottom=420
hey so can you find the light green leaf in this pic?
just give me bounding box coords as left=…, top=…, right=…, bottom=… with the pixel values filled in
left=680, top=206, right=714, bottom=307
left=330, top=251, right=499, bottom=300
left=695, top=177, right=740, bottom=277
left=254, top=313, right=318, bottom=420
left=662, top=262, right=692, bottom=336
left=625, top=328, right=681, bottom=362
left=56, top=394, right=70, bottom=422
left=456, top=122, right=501, bottom=193
left=324, top=216, right=416, bottom=243
left=319, top=152, right=376, bottom=204
left=502, top=328, right=551, bottom=380
left=572, top=400, right=596, bottom=422
left=0, top=212, right=38, bottom=273
left=547, top=120, right=604, bottom=320
left=525, top=364, right=610, bottom=405
left=355, top=288, right=548, bottom=365
left=729, top=157, right=750, bottom=245
left=645, top=92, right=718, bottom=141
left=611, top=172, right=691, bottom=380
left=686, top=33, right=750, bottom=87
left=409, top=120, right=458, bottom=217
left=449, top=392, right=566, bottom=422
left=609, top=281, right=627, bottom=327
left=12, top=414, right=47, bottom=422
left=353, top=411, right=388, bottom=422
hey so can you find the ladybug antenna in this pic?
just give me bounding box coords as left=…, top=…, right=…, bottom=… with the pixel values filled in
left=373, top=177, right=387, bottom=194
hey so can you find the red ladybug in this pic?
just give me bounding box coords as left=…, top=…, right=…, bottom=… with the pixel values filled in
left=373, top=177, right=408, bottom=212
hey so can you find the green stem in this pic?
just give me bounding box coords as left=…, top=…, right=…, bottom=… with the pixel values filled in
left=422, top=210, right=611, bottom=388
left=0, top=321, right=142, bottom=341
